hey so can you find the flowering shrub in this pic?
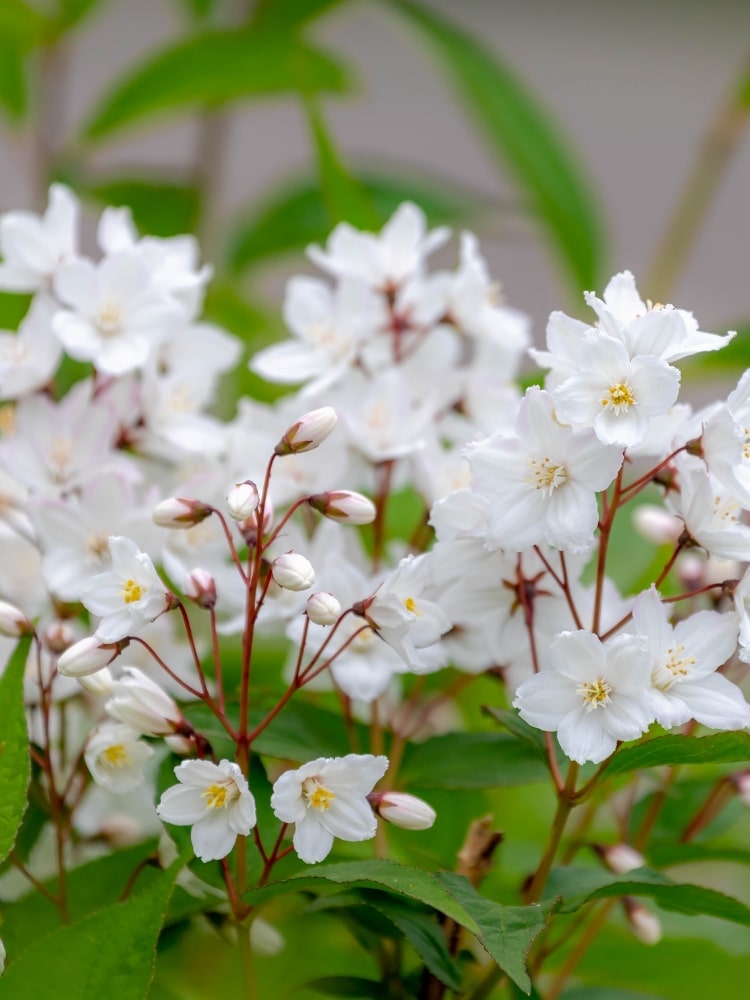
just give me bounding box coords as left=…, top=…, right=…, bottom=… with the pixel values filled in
left=1, top=187, right=750, bottom=998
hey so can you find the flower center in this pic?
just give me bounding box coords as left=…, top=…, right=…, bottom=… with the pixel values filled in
left=87, top=530, right=111, bottom=558
left=601, top=382, right=636, bottom=413
left=202, top=781, right=238, bottom=809
left=122, top=578, right=145, bottom=604
left=653, top=643, right=696, bottom=690
left=98, top=300, right=124, bottom=335
left=101, top=744, right=130, bottom=767
left=526, top=456, right=568, bottom=496
left=403, top=596, right=420, bottom=615
left=577, top=677, right=613, bottom=711
left=49, top=435, right=74, bottom=477
left=352, top=625, right=377, bottom=653
left=712, top=494, right=740, bottom=525
left=302, top=778, right=336, bottom=811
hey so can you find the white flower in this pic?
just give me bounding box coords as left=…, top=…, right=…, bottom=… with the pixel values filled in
left=0, top=184, right=79, bottom=292
left=270, top=754, right=388, bottom=863
left=0, top=296, right=62, bottom=399
left=513, top=630, right=654, bottom=764
left=0, top=600, right=33, bottom=638
left=632, top=586, right=748, bottom=730
left=85, top=723, right=153, bottom=793
left=157, top=759, right=257, bottom=862
left=668, top=455, right=750, bottom=561
left=106, top=666, right=182, bottom=735
left=81, top=536, right=170, bottom=642
left=467, top=387, right=623, bottom=553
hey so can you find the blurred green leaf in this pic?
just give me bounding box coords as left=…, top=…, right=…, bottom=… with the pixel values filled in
left=436, top=873, right=553, bottom=993
left=83, top=28, right=351, bottom=140
left=255, top=0, right=350, bottom=32
left=304, top=97, right=381, bottom=229
left=400, top=731, right=549, bottom=789
left=82, top=175, right=201, bottom=236
left=0, top=1, right=46, bottom=44
left=544, top=866, right=750, bottom=925
left=0, top=637, right=31, bottom=865
left=647, top=842, right=750, bottom=868
left=173, top=0, right=219, bottom=21
left=0, top=292, right=32, bottom=330
left=303, top=977, right=389, bottom=998
left=483, top=707, right=550, bottom=760
left=603, top=732, right=750, bottom=778
left=227, top=170, right=489, bottom=271
left=54, top=0, right=106, bottom=30
left=391, top=0, right=606, bottom=293
left=563, top=990, right=668, bottom=1000
left=0, top=42, right=27, bottom=119
left=0, top=853, right=183, bottom=998
left=252, top=700, right=368, bottom=761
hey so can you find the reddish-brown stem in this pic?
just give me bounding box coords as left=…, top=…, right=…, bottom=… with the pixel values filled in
left=9, top=852, right=60, bottom=906
left=210, top=507, right=248, bottom=582
left=680, top=777, right=733, bottom=842
left=175, top=601, right=210, bottom=695
left=593, top=468, right=624, bottom=635
left=372, top=460, right=395, bottom=571
left=618, top=446, right=686, bottom=503
left=209, top=608, right=226, bottom=715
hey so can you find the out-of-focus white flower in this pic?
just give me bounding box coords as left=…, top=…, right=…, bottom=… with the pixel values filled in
left=0, top=297, right=62, bottom=399
left=185, top=567, right=217, bottom=609
left=106, top=666, right=182, bottom=736
left=368, top=791, right=436, bottom=830
left=81, top=536, right=170, bottom=643
left=274, top=406, right=338, bottom=456
left=226, top=481, right=259, bottom=520
left=57, top=636, right=123, bottom=677
left=270, top=754, right=388, bottom=863
left=308, top=490, right=376, bottom=525
left=0, top=183, right=79, bottom=292
left=157, top=759, right=257, bottom=862
left=632, top=504, right=684, bottom=546
left=0, top=599, right=33, bottom=638
left=306, top=592, right=342, bottom=626
left=597, top=843, right=646, bottom=874
left=85, top=723, right=153, bottom=793
left=77, top=667, right=114, bottom=697
left=668, top=455, right=750, bottom=561
left=152, top=496, right=212, bottom=529
left=0, top=936, right=5, bottom=974
left=271, top=552, right=315, bottom=592
left=623, top=898, right=662, bottom=945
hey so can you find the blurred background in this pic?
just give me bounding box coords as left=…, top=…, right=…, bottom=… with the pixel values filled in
left=1, top=0, right=749, bottom=353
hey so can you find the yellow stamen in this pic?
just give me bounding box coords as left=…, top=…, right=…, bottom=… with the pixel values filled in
left=122, top=579, right=145, bottom=604
left=202, top=783, right=231, bottom=809
left=577, top=678, right=613, bottom=711
left=303, top=778, right=336, bottom=811
left=102, top=744, right=130, bottom=767
left=526, top=457, right=568, bottom=495
left=601, top=383, right=635, bottom=412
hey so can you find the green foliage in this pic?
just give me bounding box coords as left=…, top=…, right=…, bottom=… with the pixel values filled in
left=82, top=175, right=202, bottom=237
left=0, top=637, right=32, bottom=865
left=391, top=0, right=606, bottom=294
left=0, top=42, right=27, bottom=119
left=400, top=731, right=549, bottom=788
left=603, top=732, right=750, bottom=778
left=0, top=853, right=184, bottom=999
left=0, top=1, right=46, bottom=44
left=83, top=27, right=352, bottom=139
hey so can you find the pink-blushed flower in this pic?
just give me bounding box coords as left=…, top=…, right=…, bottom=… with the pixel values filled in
left=84, top=723, right=153, bottom=793
left=270, top=754, right=388, bottom=863
left=513, top=630, right=654, bottom=764
left=157, top=759, right=256, bottom=862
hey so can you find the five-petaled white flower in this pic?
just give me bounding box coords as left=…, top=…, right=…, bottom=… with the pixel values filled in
left=157, top=759, right=257, bottom=862
left=84, top=723, right=153, bottom=793
left=270, top=754, right=388, bottom=863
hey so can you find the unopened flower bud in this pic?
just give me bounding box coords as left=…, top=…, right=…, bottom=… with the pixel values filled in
left=306, top=592, right=342, bottom=626
left=623, top=898, right=662, bottom=945
left=732, top=771, right=750, bottom=806
left=185, top=567, right=217, bottom=609
left=165, top=733, right=194, bottom=755
left=43, top=621, right=75, bottom=654
left=308, top=490, right=376, bottom=525
left=632, top=505, right=683, bottom=546
left=271, top=552, right=315, bottom=591
left=227, top=481, right=260, bottom=520
left=106, top=667, right=181, bottom=736
left=152, top=497, right=213, bottom=529
left=97, top=811, right=144, bottom=848
left=251, top=918, right=285, bottom=957
left=596, top=842, right=646, bottom=874
left=274, top=407, right=337, bottom=456
left=77, top=667, right=114, bottom=697
left=0, top=599, right=33, bottom=638
left=368, top=791, right=436, bottom=830
left=57, top=636, right=124, bottom=677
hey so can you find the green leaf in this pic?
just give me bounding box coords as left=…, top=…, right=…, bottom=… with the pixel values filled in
left=84, top=28, right=351, bottom=140
left=602, top=732, right=750, bottom=778
left=245, top=859, right=481, bottom=934
left=54, top=0, right=106, bottom=30
left=0, top=853, right=184, bottom=997
left=647, top=842, right=750, bottom=868
left=255, top=0, right=350, bottom=33
left=304, top=97, right=381, bottom=229
left=226, top=169, right=489, bottom=271
left=483, top=706, right=551, bottom=760
left=251, top=700, right=369, bottom=761
left=400, top=731, right=549, bottom=789
left=0, top=1, right=46, bottom=44
left=0, top=637, right=31, bottom=865
left=544, top=866, right=750, bottom=926
left=303, top=977, right=389, bottom=998
left=563, top=990, right=666, bottom=1000
left=436, top=872, right=552, bottom=994
left=391, top=0, right=605, bottom=293
left=0, top=42, right=27, bottom=119
left=82, top=175, right=201, bottom=236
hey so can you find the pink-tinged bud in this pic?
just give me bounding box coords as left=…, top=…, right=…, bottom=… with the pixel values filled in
left=185, top=567, right=217, bottom=609
left=271, top=552, right=315, bottom=591
left=623, top=898, right=662, bottom=945
left=43, top=621, right=76, bottom=654
left=306, top=592, right=342, bottom=626
left=152, top=497, right=213, bottom=529
left=274, top=407, right=337, bottom=456
left=596, top=842, right=646, bottom=874
left=308, top=490, right=376, bottom=525
left=368, top=791, right=436, bottom=830
left=0, top=600, right=34, bottom=638
left=631, top=504, right=683, bottom=546
left=165, top=733, right=193, bottom=755
left=227, top=481, right=260, bottom=520
left=57, top=636, right=124, bottom=677
left=732, top=771, right=750, bottom=806
left=77, top=667, right=114, bottom=697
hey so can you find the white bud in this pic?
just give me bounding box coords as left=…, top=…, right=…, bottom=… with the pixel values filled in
left=227, top=481, right=260, bottom=520
left=105, top=667, right=181, bottom=736
left=165, top=733, right=193, bottom=755
left=632, top=504, right=683, bottom=545
left=308, top=490, right=376, bottom=525
left=275, top=407, right=337, bottom=455
left=0, top=599, right=33, bottom=638
left=306, top=592, right=342, bottom=626
left=152, top=497, right=213, bottom=529
left=251, top=918, right=285, bottom=957
left=598, top=842, right=646, bottom=874
left=57, top=636, right=122, bottom=677
left=77, top=667, right=114, bottom=697
left=732, top=771, right=750, bottom=806
left=271, top=552, right=315, bottom=591
left=369, top=791, right=436, bottom=830
left=624, top=898, right=662, bottom=945
left=185, top=567, right=217, bottom=609
left=43, top=621, right=75, bottom=654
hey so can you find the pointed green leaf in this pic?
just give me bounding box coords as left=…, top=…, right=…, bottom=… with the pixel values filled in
left=255, top=0, right=350, bottom=32
left=54, top=0, right=106, bottom=30
left=302, top=977, right=389, bottom=998
left=82, top=175, right=201, bottom=236
left=400, top=731, right=548, bottom=789
left=544, top=866, right=750, bottom=926
left=602, top=732, right=750, bottom=778
left=0, top=637, right=32, bottom=865
left=0, top=854, right=184, bottom=997
left=436, top=872, right=552, bottom=994
left=391, top=0, right=605, bottom=292
left=0, top=42, right=27, bottom=120
left=84, top=29, right=351, bottom=140
left=647, top=842, right=750, bottom=868
left=0, top=1, right=45, bottom=44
